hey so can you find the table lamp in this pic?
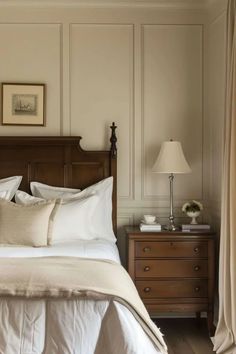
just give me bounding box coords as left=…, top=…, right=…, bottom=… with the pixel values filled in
left=152, top=140, right=191, bottom=231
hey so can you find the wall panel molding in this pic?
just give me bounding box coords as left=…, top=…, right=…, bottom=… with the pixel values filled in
left=206, top=11, right=226, bottom=207
left=61, top=22, right=71, bottom=135
left=141, top=24, right=203, bottom=201
left=70, top=23, right=134, bottom=200
left=0, top=0, right=210, bottom=10
left=0, top=23, right=61, bottom=136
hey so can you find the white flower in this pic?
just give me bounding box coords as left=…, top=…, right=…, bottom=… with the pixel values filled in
left=192, top=200, right=203, bottom=210
left=182, top=202, right=190, bottom=212
left=182, top=200, right=203, bottom=213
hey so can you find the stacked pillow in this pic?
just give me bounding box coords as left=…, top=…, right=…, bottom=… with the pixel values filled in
left=15, top=177, right=116, bottom=245
left=0, top=176, right=116, bottom=247
left=0, top=198, right=58, bottom=247
left=0, top=176, right=22, bottom=200
left=30, top=183, right=81, bottom=199
left=0, top=175, right=60, bottom=247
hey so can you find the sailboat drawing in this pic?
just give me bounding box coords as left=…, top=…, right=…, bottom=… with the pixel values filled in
left=13, top=94, right=37, bottom=116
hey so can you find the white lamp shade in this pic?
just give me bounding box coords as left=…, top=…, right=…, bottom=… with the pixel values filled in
left=152, top=141, right=191, bottom=174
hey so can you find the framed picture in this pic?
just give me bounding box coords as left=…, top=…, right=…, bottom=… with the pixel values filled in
left=1, top=83, right=45, bottom=126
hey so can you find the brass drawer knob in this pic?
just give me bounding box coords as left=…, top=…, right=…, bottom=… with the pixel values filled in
left=144, top=266, right=150, bottom=272
left=194, top=247, right=199, bottom=253
left=143, top=247, right=151, bottom=253
left=194, top=265, right=200, bottom=271
left=195, top=286, right=200, bottom=292
left=144, top=287, right=151, bottom=293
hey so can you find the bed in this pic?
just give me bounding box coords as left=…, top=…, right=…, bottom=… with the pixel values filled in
left=0, top=124, right=167, bottom=354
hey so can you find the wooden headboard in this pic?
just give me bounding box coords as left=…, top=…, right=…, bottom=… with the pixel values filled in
left=0, top=123, right=118, bottom=233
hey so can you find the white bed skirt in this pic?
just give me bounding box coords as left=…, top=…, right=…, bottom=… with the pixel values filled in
left=0, top=297, right=161, bottom=354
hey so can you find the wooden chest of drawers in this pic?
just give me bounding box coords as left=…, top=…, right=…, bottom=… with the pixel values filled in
left=125, top=226, right=215, bottom=335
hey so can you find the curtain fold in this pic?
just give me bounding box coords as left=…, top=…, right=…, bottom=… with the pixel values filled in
left=214, top=1, right=236, bottom=353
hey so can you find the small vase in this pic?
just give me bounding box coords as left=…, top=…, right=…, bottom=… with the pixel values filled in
left=186, top=211, right=200, bottom=225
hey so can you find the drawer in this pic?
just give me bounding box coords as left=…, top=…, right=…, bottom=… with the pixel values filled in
left=135, top=241, right=208, bottom=258
left=135, top=259, right=208, bottom=278
left=136, top=279, right=208, bottom=298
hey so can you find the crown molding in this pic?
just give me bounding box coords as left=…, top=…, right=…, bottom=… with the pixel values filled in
left=0, top=0, right=210, bottom=9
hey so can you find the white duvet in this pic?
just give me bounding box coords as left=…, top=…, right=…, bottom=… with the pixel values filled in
left=0, top=241, right=163, bottom=354
left=0, top=239, right=121, bottom=262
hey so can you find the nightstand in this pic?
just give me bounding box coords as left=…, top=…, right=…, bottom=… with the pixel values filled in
left=125, top=226, right=215, bottom=336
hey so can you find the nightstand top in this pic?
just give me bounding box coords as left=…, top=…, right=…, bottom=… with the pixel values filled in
left=125, top=226, right=215, bottom=239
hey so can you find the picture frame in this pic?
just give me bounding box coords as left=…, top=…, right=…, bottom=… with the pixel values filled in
left=1, top=83, right=45, bottom=126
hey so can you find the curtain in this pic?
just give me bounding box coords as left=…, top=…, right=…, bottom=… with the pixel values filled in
left=213, top=1, right=236, bottom=353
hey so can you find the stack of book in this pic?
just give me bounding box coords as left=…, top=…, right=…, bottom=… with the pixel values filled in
left=140, top=222, right=162, bottom=232
left=182, top=224, right=210, bottom=232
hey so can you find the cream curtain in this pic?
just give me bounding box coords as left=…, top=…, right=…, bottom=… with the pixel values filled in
left=214, top=1, right=236, bottom=353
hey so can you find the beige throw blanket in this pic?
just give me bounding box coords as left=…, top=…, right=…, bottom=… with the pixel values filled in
left=0, top=256, right=167, bottom=354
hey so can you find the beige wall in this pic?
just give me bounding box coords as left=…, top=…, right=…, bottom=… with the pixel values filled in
left=203, top=0, right=227, bottom=322
left=204, top=0, right=227, bottom=233
left=0, top=2, right=213, bottom=263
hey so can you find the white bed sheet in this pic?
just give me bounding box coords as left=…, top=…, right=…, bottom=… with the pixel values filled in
left=0, top=239, right=121, bottom=263
left=0, top=241, right=163, bottom=354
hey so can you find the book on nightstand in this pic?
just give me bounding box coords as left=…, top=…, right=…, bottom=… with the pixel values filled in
left=182, top=224, right=210, bottom=231
left=139, top=222, right=162, bottom=232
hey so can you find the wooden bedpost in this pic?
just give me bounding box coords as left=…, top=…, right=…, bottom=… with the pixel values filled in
left=110, top=122, right=117, bottom=234
left=110, top=122, right=117, bottom=158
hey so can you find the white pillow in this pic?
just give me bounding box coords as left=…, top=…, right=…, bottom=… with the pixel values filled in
left=0, top=198, right=58, bottom=247
left=30, top=182, right=80, bottom=199
left=0, top=176, right=22, bottom=200
left=30, top=177, right=116, bottom=243
left=15, top=191, right=42, bottom=205
left=16, top=190, right=100, bottom=244
left=73, top=177, right=115, bottom=242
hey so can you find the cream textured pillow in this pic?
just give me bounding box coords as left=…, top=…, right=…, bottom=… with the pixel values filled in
left=0, top=198, right=59, bottom=247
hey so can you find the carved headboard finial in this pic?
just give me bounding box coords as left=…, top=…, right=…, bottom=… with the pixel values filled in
left=110, top=122, right=117, bottom=159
